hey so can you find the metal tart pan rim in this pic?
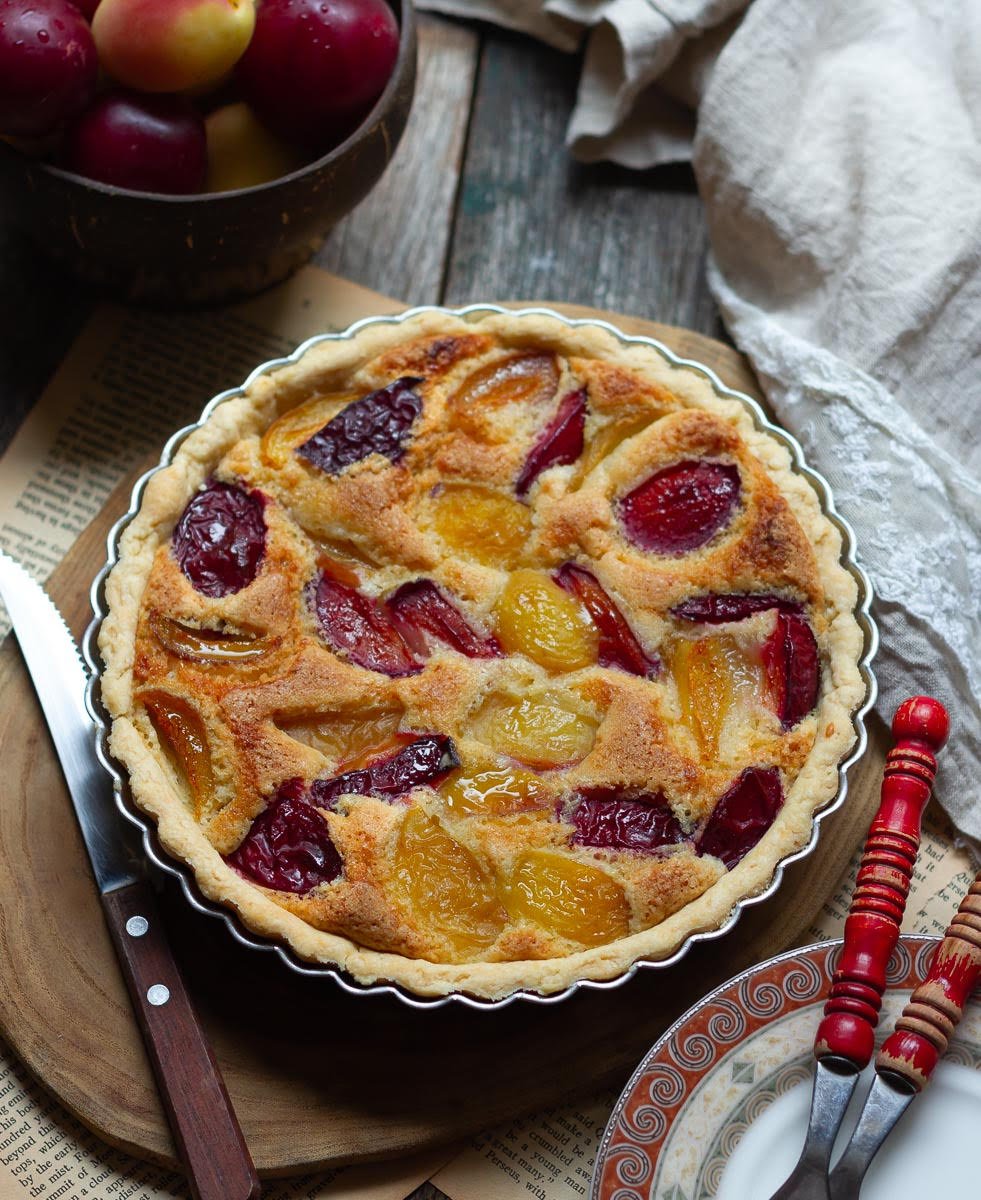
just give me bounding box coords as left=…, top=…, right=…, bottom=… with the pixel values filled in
left=83, top=303, right=879, bottom=1012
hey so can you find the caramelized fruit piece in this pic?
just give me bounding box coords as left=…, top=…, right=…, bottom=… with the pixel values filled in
left=314, top=536, right=379, bottom=569
left=297, top=376, right=423, bottom=475
left=226, top=778, right=342, bottom=894
left=695, top=766, right=783, bottom=868
left=173, top=478, right=266, bottom=598
left=554, top=563, right=659, bottom=677
left=573, top=413, right=651, bottom=483
left=669, top=592, right=818, bottom=729
left=142, top=691, right=214, bottom=819
left=448, top=352, right=559, bottom=440
left=441, top=767, right=550, bottom=818
left=569, top=788, right=687, bottom=853
left=388, top=579, right=502, bottom=659
left=761, top=612, right=820, bottom=728
left=515, top=387, right=587, bottom=497
left=393, top=807, right=506, bottom=952
left=310, top=567, right=420, bottom=677
left=672, top=635, right=761, bottom=757
left=150, top=612, right=269, bottom=663
left=475, top=692, right=598, bottom=769
left=261, top=390, right=356, bottom=467
left=279, top=708, right=404, bottom=762
left=310, top=734, right=460, bottom=808
left=429, top=485, right=532, bottom=568
left=494, top=569, right=597, bottom=672
left=671, top=592, right=803, bottom=624
left=619, top=460, right=740, bottom=555
left=504, top=849, right=630, bottom=947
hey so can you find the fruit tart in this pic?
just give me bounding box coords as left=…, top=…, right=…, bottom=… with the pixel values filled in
left=99, top=308, right=868, bottom=1000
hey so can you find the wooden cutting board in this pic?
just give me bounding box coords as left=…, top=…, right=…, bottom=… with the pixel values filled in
left=0, top=308, right=884, bottom=1176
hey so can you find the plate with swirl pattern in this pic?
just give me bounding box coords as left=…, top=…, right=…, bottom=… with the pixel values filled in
left=592, top=935, right=981, bottom=1200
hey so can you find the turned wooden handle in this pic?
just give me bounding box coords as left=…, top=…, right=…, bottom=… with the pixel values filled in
left=814, top=696, right=949, bottom=1067
left=877, top=874, right=981, bottom=1091
left=102, top=880, right=261, bottom=1200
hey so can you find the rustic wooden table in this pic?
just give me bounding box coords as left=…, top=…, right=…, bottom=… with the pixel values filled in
left=0, top=15, right=724, bottom=1199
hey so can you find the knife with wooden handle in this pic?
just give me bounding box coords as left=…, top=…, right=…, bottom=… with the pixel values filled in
left=0, top=550, right=261, bottom=1200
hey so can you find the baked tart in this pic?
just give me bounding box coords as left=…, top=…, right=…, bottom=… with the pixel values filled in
left=99, top=308, right=868, bottom=1000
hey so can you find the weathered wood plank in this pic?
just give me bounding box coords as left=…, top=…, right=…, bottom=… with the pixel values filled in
left=442, top=29, right=723, bottom=336
left=318, top=14, right=480, bottom=305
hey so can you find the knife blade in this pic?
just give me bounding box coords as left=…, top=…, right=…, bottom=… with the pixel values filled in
left=0, top=551, right=260, bottom=1200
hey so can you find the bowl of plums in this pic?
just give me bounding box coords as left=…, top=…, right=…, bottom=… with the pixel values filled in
left=0, top=0, right=416, bottom=304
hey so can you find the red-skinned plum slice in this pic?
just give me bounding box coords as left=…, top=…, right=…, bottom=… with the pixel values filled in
left=387, top=579, right=502, bottom=659
left=226, top=779, right=341, bottom=894
left=568, top=788, right=687, bottom=853
left=297, top=377, right=423, bottom=475
left=554, top=562, right=659, bottom=677
left=310, top=567, right=420, bottom=677
left=762, top=612, right=820, bottom=728
left=671, top=592, right=804, bottom=624
left=311, top=734, right=460, bottom=808
left=695, top=766, right=783, bottom=868
left=619, top=460, right=740, bottom=555
left=515, top=387, right=586, bottom=497
left=173, top=479, right=266, bottom=598
left=671, top=592, right=819, bottom=728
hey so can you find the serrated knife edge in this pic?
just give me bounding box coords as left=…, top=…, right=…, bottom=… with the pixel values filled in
left=0, top=550, right=140, bottom=893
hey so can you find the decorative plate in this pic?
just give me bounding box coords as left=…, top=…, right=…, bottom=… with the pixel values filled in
left=593, top=935, right=981, bottom=1199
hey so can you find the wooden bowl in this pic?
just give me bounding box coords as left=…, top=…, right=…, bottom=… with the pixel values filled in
left=0, top=0, right=416, bottom=307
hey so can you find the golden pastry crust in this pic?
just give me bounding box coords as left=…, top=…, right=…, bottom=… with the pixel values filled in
left=99, top=309, right=866, bottom=1000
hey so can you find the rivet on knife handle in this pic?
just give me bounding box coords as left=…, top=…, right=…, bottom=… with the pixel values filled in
left=876, top=871, right=981, bottom=1091
left=102, top=880, right=262, bottom=1200
left=814, top=696, right=949, bottom=1067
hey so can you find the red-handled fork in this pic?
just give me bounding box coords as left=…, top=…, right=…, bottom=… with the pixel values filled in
left=766, top=696, right=949, bottom=1200
left=827, top=869, right=981, bottom=1199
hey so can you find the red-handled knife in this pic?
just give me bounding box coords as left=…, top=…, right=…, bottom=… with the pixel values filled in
left=0, top=550, right=261, bottom=1200
left=766, top=696, right=949, bottom=1200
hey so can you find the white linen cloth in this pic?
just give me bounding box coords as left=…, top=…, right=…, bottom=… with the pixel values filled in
left=419, top=0, right=981, bottom=843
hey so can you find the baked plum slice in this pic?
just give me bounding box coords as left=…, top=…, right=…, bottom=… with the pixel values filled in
left=619, top=460, right=740, bottom=555
left=515, top=387, right=586, bottom=497
left=227, top=779, right=342, bottom=893
left=297, top=376, right=423, bottom=474
left=762, top=612, right=820, bottom=729
left=387, top=579, right=502, bottom=659
left=142, top=691, right=214, bottom=820
left=673, top=593, right=819, bottom=728
left=311, top=734, right=460, bottom=808
left=671, top=592, right=804, bottom=624
left=554, top=563, right=659, bottom=678
left=695, top=766, right=783, bottom=868
left=173, top=479, right=267, bottom=598
left=310, top=566, right=420, bottom=677
left=568, top=788, right=688, bottom=853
